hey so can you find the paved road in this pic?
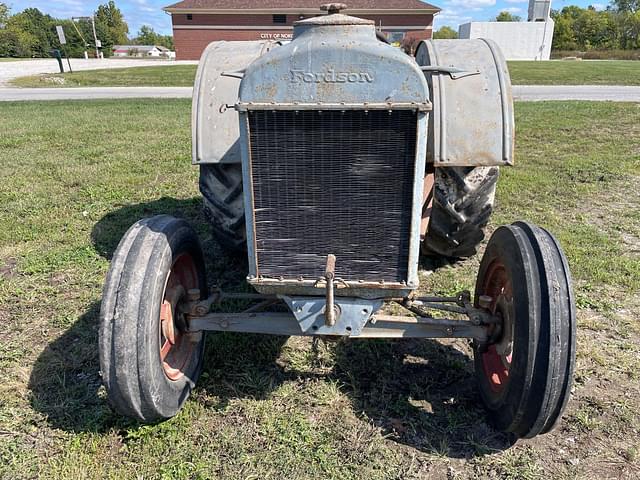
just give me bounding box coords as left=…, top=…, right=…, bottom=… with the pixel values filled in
left=0, top=58, right=197, bottom=86
left=512, top=85, right=640, bottom=102
left=0, top=87, right=193, bottom=101
left=1, top=85, right=639, bottom=102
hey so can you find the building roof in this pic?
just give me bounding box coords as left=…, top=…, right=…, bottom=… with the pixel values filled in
left=164, top=1, right=439, bottom=12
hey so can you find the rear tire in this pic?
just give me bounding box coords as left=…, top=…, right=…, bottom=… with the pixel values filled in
left=99, top=215, right=207, bottom=423
left=473, top=222, right=576, bottom=438
left=423, top=166, right=499, bottom=258
left=199, top=163, right=246, bottom=252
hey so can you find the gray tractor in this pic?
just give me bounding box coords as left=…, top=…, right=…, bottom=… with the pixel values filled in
left=99, top=4, right=575, bottom=439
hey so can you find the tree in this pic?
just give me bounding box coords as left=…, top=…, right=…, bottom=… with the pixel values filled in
left=6, top=8, right=57, bottom=57
left=132, top=25, right=174, bottom=50
left=495, top=11, right=522, bottom=22
left=551, top=11, right=578, bottom=50
left=95, top=1, right=128, bottom=56
left=433, top=25, right=458, bottom=39
left=0, top=2, right=9, bottom=27
left=612, top=0, right=639, bottom=13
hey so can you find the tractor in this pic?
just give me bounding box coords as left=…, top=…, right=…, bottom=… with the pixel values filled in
left=99, top=4, right=575, bottom=439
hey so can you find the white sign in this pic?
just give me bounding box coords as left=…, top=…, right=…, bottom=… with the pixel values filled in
left=96, top=39, right=102, bottom=48
left=56, top=25, right=66, bottom=45
left=260, top=32, right=293, bottom=40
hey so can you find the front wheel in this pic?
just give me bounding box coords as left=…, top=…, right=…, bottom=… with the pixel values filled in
left=99, top=215, right=207, bottom=423
left=473, top=222, right=576, bottom=438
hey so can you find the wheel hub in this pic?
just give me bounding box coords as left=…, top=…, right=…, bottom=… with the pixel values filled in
left=159, top=254, right=200, bottom=381
left=479, top=260, right=514, bottom=394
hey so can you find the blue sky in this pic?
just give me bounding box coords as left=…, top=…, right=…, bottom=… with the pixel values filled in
left=7, top=0, right=610, bottom=36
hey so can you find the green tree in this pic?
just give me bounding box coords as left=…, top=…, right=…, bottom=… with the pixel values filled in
left=6, top=8, right=56, bottom=56
left=551, top=11, right=578, bottom=50
left=132, top=25, right=174, bottom=50
left=495, top=11, right=522, bottom=21
left=433, top=25, right=458, bottom=39
left=616, top=10, right=640, bottom=48
left=611, top=0, right=639, bottom=13
left=95, top=1, right=128, bottom=56
left=0, top=2, right=9, bottom=27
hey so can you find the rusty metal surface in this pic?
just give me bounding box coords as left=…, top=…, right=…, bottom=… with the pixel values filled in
left=187, top=311, right=488, bottom=340
left=246, top=109, right=418, bottom=286
left=420, top=169, right=435, bottom=240
left=415, top=39, right=514, bottom=167
left=192, top=40, right=277, bottom=164
left=280, top=295, right=383, bottom=336
left=236, top=14, right=430, bottom=298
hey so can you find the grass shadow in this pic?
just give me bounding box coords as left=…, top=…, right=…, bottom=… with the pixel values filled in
left=29, top=197, right=512, bottom=458
left=332, top=338, right=515, bottom=458
left=27, top=301, right=135, bottom=433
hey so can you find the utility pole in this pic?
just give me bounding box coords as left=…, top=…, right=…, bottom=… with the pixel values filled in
left=90, top=16, right=99, bottom=59
left=73, top=16, right=101, bottom=59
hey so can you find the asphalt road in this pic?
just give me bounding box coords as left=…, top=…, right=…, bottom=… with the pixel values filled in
left=1, top=85, right=639, bottom=102
left=0, top=58, right=198, bottom=86
left=0, top=87, right=193, bottom=101
left=512, top=85, right=640, bottom=102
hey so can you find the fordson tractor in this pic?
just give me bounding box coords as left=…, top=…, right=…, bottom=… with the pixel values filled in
left=99, top=4, right=575, bottom=439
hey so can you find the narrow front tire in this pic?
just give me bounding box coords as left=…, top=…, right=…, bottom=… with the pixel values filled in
left=99, top=215, right=207, bottom=423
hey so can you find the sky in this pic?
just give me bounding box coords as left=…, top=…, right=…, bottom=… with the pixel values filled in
left=6, top=0, right=610, bottom=37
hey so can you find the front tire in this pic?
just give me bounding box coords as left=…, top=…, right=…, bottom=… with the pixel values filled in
left=99, top=215, right=207, bottom=423
left=473, top=222, right=576, bottom=438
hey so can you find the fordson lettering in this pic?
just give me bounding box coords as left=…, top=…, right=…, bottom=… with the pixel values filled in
left=290, top=69, right=374, bottom=83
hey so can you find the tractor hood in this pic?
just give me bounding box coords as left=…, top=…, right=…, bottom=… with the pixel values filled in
left=238, top=8, right=430, bottom=109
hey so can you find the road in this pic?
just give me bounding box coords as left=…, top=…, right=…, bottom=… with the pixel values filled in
left=0, top=87, right=193, bottom=101
left=1, top=85, right=640, bottom=102
left=0, top=58, right=198, bottom=86
left=512, top=85, right=640, bottom=102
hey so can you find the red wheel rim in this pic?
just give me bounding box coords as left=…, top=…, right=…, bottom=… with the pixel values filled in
left=480, top=260, right=514, bottom=394
left=159, top=253, right=199, bottom=381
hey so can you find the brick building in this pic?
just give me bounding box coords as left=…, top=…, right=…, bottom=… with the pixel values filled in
left=163, top=1, right=441, bottom=60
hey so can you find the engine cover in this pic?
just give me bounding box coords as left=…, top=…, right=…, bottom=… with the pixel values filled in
left=237, top=10, right=430, bottom=298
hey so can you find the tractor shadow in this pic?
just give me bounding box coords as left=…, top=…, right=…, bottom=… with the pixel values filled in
left=29, top=197, right=512, bottom=457
left=199, top=332, right=515, bottom=458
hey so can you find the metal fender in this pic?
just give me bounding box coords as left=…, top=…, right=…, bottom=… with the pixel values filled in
left=416, top=39, right=515, bottom=166
left=192, top=40, right=278, bottom=164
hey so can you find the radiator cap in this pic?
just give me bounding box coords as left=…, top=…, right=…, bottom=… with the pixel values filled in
left=295, top=3, right=374, bottom=26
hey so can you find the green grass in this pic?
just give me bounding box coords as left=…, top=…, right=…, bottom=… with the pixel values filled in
left=0, top=57, right=40, bottom=62
left=0, top=100, right=639, bottom=479
left=508, top=60, right=640, bottom=85
left=10, top=64, right=198, bottom=87
left=10, top=59, right=640, bottom=87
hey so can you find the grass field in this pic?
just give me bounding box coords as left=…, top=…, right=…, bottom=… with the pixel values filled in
left=8, top=59, right=640, bottom=87
left=0, top=99, right=639, bottom=479
left=508, top=60, right=640, bottom=85
left=9, top=64, right=198, bottom=87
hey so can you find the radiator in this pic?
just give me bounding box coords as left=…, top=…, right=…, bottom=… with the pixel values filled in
left=247, top=109, right=418, bottom=284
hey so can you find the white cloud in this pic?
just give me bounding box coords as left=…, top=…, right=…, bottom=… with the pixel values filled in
left=447, top=0, right=496, bottom=7
left=504, top=0, right=528, bottom=3
left=434, top=8, right=473, bottom=28
left=504, top=7, right=523, bottom=13
left=591, top=3, right=606, bottom=10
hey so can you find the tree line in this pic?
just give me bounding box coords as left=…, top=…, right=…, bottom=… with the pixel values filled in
left=433, top=1, right=640, bottom=52
left=0, top=1, right=174, bottom=58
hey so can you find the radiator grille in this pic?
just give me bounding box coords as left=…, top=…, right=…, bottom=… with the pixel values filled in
left=248, top=109, right=417, bottom=283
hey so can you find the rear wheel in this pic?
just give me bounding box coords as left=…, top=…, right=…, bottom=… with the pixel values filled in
left=199, top=163, right=246, bottom=252
left=423, top=166, right=499, bottom=258
left=473, top=222, right=576, bottom=438
left=99, top=215, right=207, bottom=422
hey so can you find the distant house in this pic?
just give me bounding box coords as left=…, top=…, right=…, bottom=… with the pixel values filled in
left=112, top=45, right=174, bottom=58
